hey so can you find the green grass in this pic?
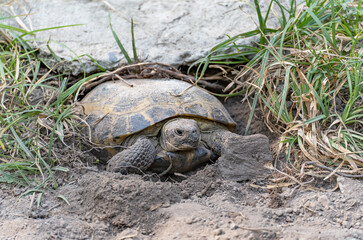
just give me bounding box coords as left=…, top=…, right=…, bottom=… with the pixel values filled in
left=109, top=15, right=139, bottom=64
left=0, top=15, right=139, bottom=189
left=0, top=23, right=103, bottom=189
left=194, top=0, right=362, bottom=177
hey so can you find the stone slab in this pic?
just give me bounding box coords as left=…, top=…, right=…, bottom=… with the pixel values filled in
left=2, top=0, right=285, bottom=74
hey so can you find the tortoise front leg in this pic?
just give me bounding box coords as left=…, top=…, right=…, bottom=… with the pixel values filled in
left=202, top=130, right=240, bottom=156
left=107, top=138, right=156, bottom=174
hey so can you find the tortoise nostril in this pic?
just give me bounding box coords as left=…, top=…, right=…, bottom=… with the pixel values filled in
left=191, top=132, right=199, bottom=140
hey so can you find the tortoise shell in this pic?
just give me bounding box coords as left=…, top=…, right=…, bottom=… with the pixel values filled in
left=79, top=79, right=236, bottom=145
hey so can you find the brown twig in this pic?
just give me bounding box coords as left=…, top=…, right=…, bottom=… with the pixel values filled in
left=80, top=62, right=226, bottom=93
left=305, top=161, right=363, bottom=178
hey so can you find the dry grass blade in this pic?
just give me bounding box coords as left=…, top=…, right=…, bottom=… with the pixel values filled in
left=79, top=62, right=227, bottom=94
left=192, top=0, right=363, bottom=180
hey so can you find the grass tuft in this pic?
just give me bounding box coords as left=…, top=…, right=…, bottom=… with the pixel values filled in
left=109, top=15, right=139, bottom=64
left=194, top=0, right=363, bottom=178
left=0, top=22, right=93, bottom=189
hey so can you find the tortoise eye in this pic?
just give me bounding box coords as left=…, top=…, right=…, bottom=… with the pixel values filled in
left=175, top=129, right=183, bottom=136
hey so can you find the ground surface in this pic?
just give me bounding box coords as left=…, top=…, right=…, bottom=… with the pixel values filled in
left=1, top=99, right=363, bottom=240
left=1, top=167, right=363, bottom=240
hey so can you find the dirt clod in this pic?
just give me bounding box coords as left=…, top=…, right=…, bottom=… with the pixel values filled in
left=218, top=133, right=272, bottom=181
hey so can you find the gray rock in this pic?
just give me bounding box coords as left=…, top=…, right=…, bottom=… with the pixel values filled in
left=337, top=176, right=363, bottom=195
left=2, top=0, right=286, bottom=74
left=218, top=134, right=272, bottom=181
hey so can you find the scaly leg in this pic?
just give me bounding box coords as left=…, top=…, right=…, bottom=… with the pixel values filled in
left=202, top=130, right=248, bottom=156
left=107, top=138, right=156, bottom=174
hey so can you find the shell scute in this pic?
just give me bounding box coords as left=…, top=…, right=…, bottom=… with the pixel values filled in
left=183, top=103, right=208, bottom=116
left=145, top=106, right=177, bottom=123
left=130, top=113, right=152, bottom=134
left=80, top=79, right=236, bottom=144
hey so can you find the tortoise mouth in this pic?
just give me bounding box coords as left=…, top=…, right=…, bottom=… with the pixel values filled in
left=179, top=139, right=200, bottom=150
left=163, top=138, right=200, bottom=151
left=161, top=134, right=201, bottom=152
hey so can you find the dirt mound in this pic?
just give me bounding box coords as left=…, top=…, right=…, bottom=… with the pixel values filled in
left=58, top=172, right=181, bottom=233
left=1, top=165, right=363, bottom=239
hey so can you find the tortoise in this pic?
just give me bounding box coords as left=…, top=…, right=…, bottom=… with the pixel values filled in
left=78, top=78, right=241, bottom=174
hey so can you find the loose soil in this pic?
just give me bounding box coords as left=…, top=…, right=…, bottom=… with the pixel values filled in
left=1, top=98, right=362, bottom=240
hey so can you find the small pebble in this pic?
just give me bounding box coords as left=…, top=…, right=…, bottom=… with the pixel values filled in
left=317, top=195, right=329, bottom=209
left=275, top=210, right=284, bottom=217
left=308, top=200, right=318, bottom=209
left=293, top=207, right=300, bottom=214
left=285, top=208, right=293, bottom=213
left=230, top=223, right=238, bottom=230
left=343, top=220, right=352, bottom=229
left=181, top=191, right=189, bottom=199
left=162, top=201, right=170, bottom=208
left=185, top=217, right=195, bottom=224
left=213, top=229, right=223, bottom=236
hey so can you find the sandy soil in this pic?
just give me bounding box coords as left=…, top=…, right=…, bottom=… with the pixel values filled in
left=0, top=99, right=362, bottom=240
left=1, top=167, right=362, bottom=240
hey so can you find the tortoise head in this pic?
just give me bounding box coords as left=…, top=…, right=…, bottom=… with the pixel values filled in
left=160, top=118, right=201, bottom=152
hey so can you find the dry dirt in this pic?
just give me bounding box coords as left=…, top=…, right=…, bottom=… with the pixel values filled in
left=1, top=99, right=363, bottom=240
